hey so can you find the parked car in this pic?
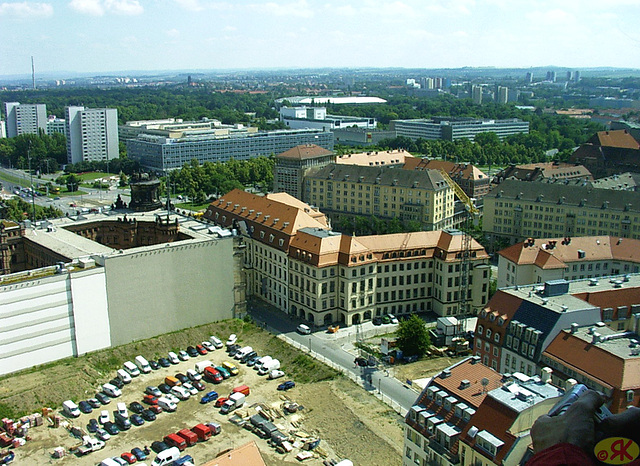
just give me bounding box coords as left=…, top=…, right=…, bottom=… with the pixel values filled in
left=143, top=395, right=158, bottom=405
left=355, top=356, right=368, bottom=367
left=103, top=421, right=120, bottom=435
left=215, top=366, right=230, bottom=379
left=227, top=344, right=241, bottom=357
left=96, top=392, right=111, bottom=405
left=277, top=381, right=296, bottom=391
left=130, top=414, right=145, bottom=426
left=131, top=447, right=147, bottom=461
left=387, top=314, right=399, bottom=324
left=109, top=378, right=124, bottom=389
left=382, top=315, right=391, bottom=324
left=149, top=360, right=160, bottom=370
left=186, top=346, right=198, bottom=357
left=226, top=334, right=237, bottom=346
left=96, top=428, right=110, bottom=441
left=241, top=351, right=257, bottom=364
left=151, top=441, right=169, bottom=453
left=87, top=418, right=99, bottom=433
left=99, top=410, right=110, bottom=425
left=141, top=408, right=156, bottom=422
left=121, top=451, right=137, bottom=464
left=196, top=344, right=208, bottom=355
left=246, top=355, right=260, bottom=367
left=210, top=336, right=223, bottom=349
left=145, top=386, right=162, bottom=397
left=158, top=383, right=172, bottom=394
left=203, top=367, right=223, bottom=383
left=165, top=393, right=181, bottom=404
left=78, top=400, right=93, bottom=414
left=178, top=350, right=190, bottom=361
left=149, top=405, right=163, bottom=414
left=186, top=369, right=202, bottom=382
left=168, top=352, right=180, bottom=364
left=129, top=402, right=144, bottom=414
left=372, top=316, right=382, bottom=326
left=214, top=397, right=229, bottom=407
left=191, top=380, right=206, bottom=391
left=171, top=386, right=191, bottom=400
left=201, top=341, right=214, bottom=352
left=175, top=373, right=189, bottom=384
left=158, top=357, right=171, bottom=368
left=200, top=391, right=218, bottom=404
left=268, top=370, right=285, bottom=380
left=222, top=361, right=239, bottom=376
left=87, top=398, right=101, bottom=408
left=182, top=383, right=198, bottom=396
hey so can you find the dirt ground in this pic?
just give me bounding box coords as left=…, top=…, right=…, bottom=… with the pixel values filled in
left=3, top=320, right=403, bottom=466
left=393, top=356, right=468, bottom=384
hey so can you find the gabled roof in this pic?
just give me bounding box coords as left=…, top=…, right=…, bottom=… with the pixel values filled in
left=590, top=130, right=640, bottom=150
left=498, top=236, right=640, bottom=268
left=405, top=159, right=488, bottom=182
left=276, top=144, right=333, bottom=160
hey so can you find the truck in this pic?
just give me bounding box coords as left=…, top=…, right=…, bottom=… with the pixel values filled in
left=258, top=359, right=280, bottom=376
left=253, top=356, right=272, bottom=371
left=62, top=400, right=81, bottom=418
left=220, top=392, right=245, bottom=414
left=135, top=355, right=151, bottom=373
left=232, top=384, right=250, bottom=396
left=75, top=436, right=105, bottom=456
left=191, top=424, right=211, bottom=442
left=164, top=433, right=187, bottom=451
left=195, top=360, right=213, bottom=374
left=177, top=428, right=198, bottom=447
left=206, top=422, right=221, bottom=435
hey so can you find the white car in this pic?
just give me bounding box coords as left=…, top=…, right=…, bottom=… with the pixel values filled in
left=168, top=352, right=180, bottom=364
left=178, top=350, right=190, bottom=361
left=96, top=428, right=110, bottom=441
left=165, top=393, right=181, bottom=404
left=171, top=386, right=190, bottom=400
left=182, top=383, right=198, bottom=396
left=226, top=334, right=237, bottom=346
left=186, top=369, right=202, bottom=382
left=210, top=336, right=223, bottom=349
left=387, top=314, right=399, bottom=324
left=268, top=370, right=285, bottom=380
left=99, top=410, right=110, bottom=425
left=202, top=341, right=214, bottom=352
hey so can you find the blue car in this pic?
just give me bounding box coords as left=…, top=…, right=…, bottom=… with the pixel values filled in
left=131, top=447, right=147, bottom=461
left=277, top=381, right=296, bottom=391
left=200, top=391, right=219, bottom=404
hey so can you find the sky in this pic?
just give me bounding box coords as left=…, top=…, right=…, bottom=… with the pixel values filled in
left=1, top=0, right=640, bottom=76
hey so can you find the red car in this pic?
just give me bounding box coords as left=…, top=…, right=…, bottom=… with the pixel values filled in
left=143, top=395, right=158, bottom=405
left=121, top=451, right=137, bottom=464
left=149, top=405, right=163, bottom=414
left=214, top=397, right=229, bottom=408
left=204, top=367, right=223, bottom=384
left=196, top=344, right=208, bottom=355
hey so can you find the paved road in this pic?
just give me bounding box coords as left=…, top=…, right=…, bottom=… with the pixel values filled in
left=248, top=299, right=419, bottom=416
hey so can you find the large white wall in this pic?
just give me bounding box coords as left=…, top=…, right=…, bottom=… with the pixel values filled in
left=0, top=267, right=111, bottom=375
left=103, top=237, right=235, bottom=346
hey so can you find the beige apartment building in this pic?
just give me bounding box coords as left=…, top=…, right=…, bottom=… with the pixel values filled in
left=305, top=164, right=455, bottom=231
left=497, top=236, right=640, bottom=287
left=205, top=189, right=490, bottom=326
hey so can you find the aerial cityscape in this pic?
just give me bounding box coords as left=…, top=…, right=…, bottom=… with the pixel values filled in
left=2, top=1, right=640, bottom=466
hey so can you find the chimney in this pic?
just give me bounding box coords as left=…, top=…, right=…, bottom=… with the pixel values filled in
left=565, top=378, right=578, bottom=390
left=541, top=367, right=552, bottom=384
left=570, top=323, right=579, bottom=334
left=592, top=332, right=601, bottom=344
left=471, top=355, right=481, bottom=364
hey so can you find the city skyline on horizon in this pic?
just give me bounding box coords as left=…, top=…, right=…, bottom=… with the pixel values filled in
left=1, top=0, right=640, bottom=77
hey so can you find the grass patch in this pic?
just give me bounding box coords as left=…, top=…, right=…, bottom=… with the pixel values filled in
left=76, top=172, right=111, bottom=181
left=175, top=201, right=210, bottom=211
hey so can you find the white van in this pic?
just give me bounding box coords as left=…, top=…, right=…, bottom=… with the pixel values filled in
left=297, top=323, right=311, bottom=335
left=123, top=361, right=140, bottom=377
left=210, top=336, right=223, bottom=349
left=186, top=369, right=202, bottom=382
left=116, top=402, right=128, bottom=418
left=62, top=400, right=81, bottom=418
left=195, top=360, right=213, bottom=374
left=254, top=356, right=272, bottom=371
left=116, top=369, right=132, bottom=384
left=157, top=397, right=177, bottom=412
left=258, top=359, right=280, bottom=376
left=234, top=346, right=253, bottom=360
left=170, top=386, right=190, bottom=401
left=102, top=383, right=122, bottom=398
left=168, top=352, right=180, bottom=364
left=151, top=447, right=181, bottom=466
left=100, top=459, right=122, bottom=466
left=135, top=355, right=151, bottom=373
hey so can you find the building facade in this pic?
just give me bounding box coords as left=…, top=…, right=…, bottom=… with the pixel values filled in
left=204, top=189, right=491, bottom=325
left=273, top=144, right=335, bottom=200
left=279, top=106, right=376, bottom=131
left=497, top=236, right=640, bottom=288
left=3, top=102, right=47, bottom=137
left=304, top=164, right=455, bottom=231
left=483, top=178, right=640, bottom=248
left=390, top=117, right=529, bottom=142
left=127, top=128, right=334, bottom=172
left=404, top=158, right=491, bottom=200
left=65, top=106, right=119, bottom=164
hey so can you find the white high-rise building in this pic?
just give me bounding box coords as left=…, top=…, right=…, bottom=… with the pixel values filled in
left=497, top=86, right=509, bottom=104
left=3, top=102, right=47, bottom=137
left=65, top=106, right=119, bottom=164
left=472, top=85, right=483, bottom=104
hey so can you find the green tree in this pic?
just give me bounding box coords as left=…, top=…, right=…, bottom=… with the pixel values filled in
left=395, top=314, right=431, bottom=358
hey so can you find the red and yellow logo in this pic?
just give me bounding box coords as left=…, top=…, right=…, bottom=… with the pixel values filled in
left=594, top=437, right=640, bottom=465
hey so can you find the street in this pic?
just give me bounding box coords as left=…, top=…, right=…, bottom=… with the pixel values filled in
left=248, top=299, right=419, bottom=417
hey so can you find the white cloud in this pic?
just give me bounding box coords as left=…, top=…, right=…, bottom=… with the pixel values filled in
left=69, top=0, right=142, bottom=16
left=166, top=28, right=180, bottom=38
left=105, top=0, right=142, bottom=15
left=526, top=8, right=574, bottom=25
left=252, top=0, right=314, bottom=18
left=0, top=1, right=53, bottom=17
left=222, top=25, right=236, bottom=31
left=173, top=0, right=203, bottom=12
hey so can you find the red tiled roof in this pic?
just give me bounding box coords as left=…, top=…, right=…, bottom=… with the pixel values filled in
left=592, top=130, right=640, bottom=150
left=276, top=144, right=333, bottom=160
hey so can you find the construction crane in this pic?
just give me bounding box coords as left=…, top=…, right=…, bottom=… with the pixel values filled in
left=438, top=170, right=480, bottom=336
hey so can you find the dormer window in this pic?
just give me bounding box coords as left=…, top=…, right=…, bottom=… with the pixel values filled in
left=477, top=325, right=484, bottom=335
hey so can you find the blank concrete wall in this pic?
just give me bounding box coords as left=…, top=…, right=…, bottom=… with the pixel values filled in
left=104, top=238, right=235, bottom=346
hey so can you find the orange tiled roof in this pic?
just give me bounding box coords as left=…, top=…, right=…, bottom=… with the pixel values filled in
left=593, top=130, right=640, bottom=150
left=276, top=144, right=333, bottom=160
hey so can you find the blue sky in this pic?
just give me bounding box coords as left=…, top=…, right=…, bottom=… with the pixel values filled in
left=1, top=0, right=639, bottom=76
